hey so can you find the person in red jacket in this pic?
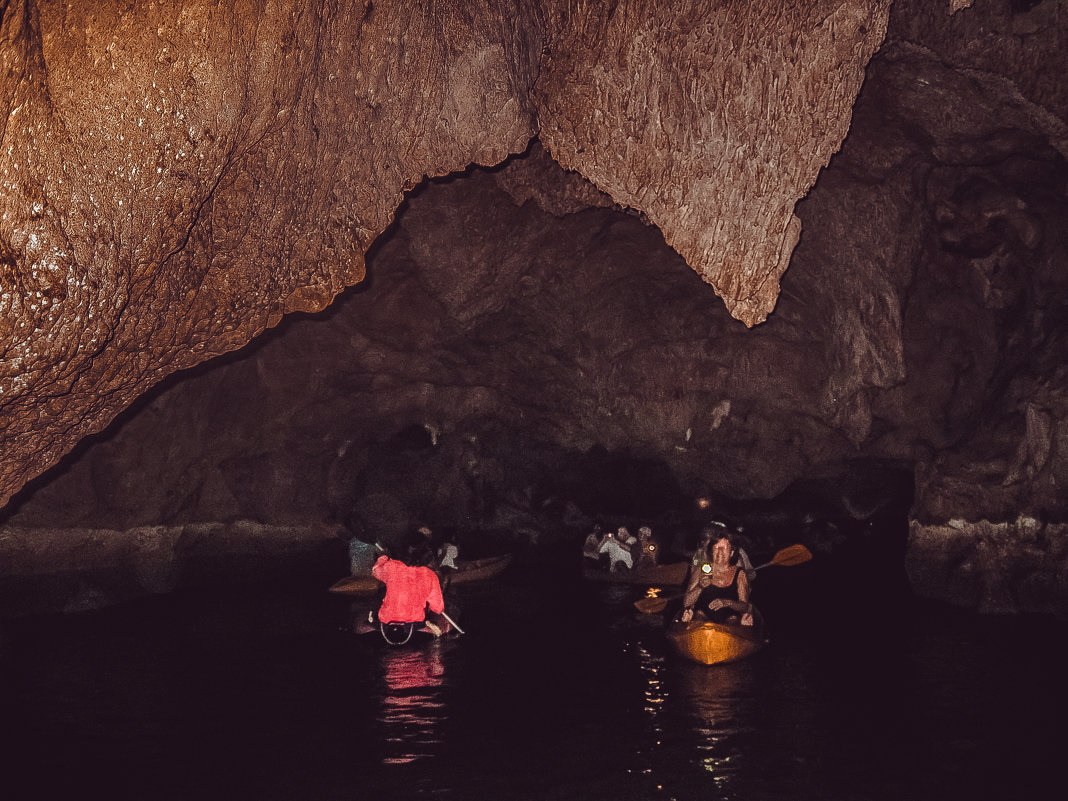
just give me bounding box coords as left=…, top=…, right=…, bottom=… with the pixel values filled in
left=371, top=550, right=448, bottom=636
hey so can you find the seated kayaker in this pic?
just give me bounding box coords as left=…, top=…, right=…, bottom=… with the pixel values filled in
left=732, top=524, right=757, bottom=583
left=405, top=524, right=438, bottom=569
left=436, top=534, right=459, bottom=574
left=690, top=521, right=755, bottom=583
left=371, top=547, right=448, bottom=636
left=634, top=526, right=659, bottom=570
left=680, top=532, right=754, bottom=626
left=582, top=522, right=605, bottom=562
left=347, top=537, right=378, bottom=576
left=688, top=523, right=718, bottom=571
left=434, top=533, right=460, bottom=592
left=598, top=526, right=636, bottom=571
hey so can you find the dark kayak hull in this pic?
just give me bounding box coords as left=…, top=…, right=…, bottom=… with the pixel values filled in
left=582, top=561, right=688, bottom=587
left=328, top=554, right=514, bottom=596
left=440, top=553, right=514, bottom=583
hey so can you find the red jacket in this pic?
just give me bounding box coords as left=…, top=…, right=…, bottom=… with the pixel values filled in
left=372, top=555, right=445, bottom=623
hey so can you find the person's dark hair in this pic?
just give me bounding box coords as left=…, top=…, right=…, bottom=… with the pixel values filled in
left=402, top=543, right=433, bottom=567
left=700, top=520, right=729, bottom=540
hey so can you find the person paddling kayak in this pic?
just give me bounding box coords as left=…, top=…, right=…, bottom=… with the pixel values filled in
left=680, top=532, right=754, bottom=626
left=371, top=548, right=449, bottom=637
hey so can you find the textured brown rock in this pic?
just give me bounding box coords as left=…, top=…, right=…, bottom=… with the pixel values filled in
left=536, top=1, right=892, bottom=327
left=906, top=517, right=1067, bottom=616
left=0, top=0, right=890, bottom=509
left=0, top=148, right=878, bottom=536
left=1, top=0, right=541, bottom=507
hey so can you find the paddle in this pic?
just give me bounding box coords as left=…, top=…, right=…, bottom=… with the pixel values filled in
left=751, top=543, right=813, bottom=570
left=442, top=610, right=465, bottom=635
left=633, top=543, right=813, bottom=614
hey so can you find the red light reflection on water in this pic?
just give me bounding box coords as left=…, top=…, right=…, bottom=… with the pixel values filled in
left=376, top=644, right=446, bottom=765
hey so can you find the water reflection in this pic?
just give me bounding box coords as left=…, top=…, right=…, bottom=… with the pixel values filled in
left=675, top=662, right=754, bottom=796
left=376, top=643, right=447, bottom=765
left=630, top=640, right=669, bottom=781
left=638, top=643, right=668, bottom=720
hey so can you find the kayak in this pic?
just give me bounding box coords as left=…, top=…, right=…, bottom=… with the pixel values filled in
left=328, top=553, right=514, bottom=596
left=581, top=560, right=689, bottom=587
left=666, top=615, right=765, bottom=665
left=439, top=553, right=514, bottom=584
left=350, top=612, right=458, bottom=645
left=374, top=620, right=452, bottom=646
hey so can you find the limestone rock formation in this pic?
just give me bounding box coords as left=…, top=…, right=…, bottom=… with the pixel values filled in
left=535, top=0, right=891, bottom=325
left=1, top=0, right=890, bottom=509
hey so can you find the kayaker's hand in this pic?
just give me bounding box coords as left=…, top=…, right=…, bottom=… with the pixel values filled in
left=680, top=608, right=694, bottom=623
left=708, top=599, right=725, bottom=611
left=741, top=612, right=754, bottom=627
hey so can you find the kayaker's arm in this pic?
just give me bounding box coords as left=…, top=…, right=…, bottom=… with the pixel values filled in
left=680, top=569, right=703, bottom=619
left=426, top=572, right=445, bottom=616
left=731, top=568, right=753, bottom=614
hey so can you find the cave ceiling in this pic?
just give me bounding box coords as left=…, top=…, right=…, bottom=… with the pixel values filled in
left=0, top=0, right=896, bottom=508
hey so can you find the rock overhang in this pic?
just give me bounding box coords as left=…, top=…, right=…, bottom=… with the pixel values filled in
left=0, top=0, right=893, bottom=507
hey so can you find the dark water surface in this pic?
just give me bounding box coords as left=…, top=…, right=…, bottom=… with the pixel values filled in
left=2, top=553, right=1064, bottom=801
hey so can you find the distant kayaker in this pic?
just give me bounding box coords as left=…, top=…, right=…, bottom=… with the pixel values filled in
left=405, top=524, right=438, bottom=568
left=435, top=533, right=460, bottom=592
left=436, top=534, right=459, bottom=573
left=688, top=524, right=718, bottom=572
left=371, top=549, right=448, bottom=636
left=732, top=524, right=757, bottom=583
left=583, top=522, right=605, bottom=563
left=680, top=532, right=754, bottom=626
left=598, top=526, right=636, bottom=571
left=634, top=526, right=659, bottom=570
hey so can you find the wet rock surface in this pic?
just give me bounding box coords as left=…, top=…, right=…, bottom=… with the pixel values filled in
left=907, top=517, right=1068, bottom=617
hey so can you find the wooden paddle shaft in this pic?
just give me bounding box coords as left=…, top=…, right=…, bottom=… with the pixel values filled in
left=442, top=610, right=465, bottom=635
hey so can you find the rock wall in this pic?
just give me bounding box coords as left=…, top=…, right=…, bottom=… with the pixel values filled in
left=0, top=521, right=344, bottom=616
left=907, top=517, right=1067, bottom=616
left=535, top=0, right=891, bottom=325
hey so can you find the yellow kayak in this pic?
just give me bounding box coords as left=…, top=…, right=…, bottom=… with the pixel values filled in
left=666, top=615, right=765, bottom=665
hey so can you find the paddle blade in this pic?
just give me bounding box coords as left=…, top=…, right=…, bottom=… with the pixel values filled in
left=768, top=543, right=813, bottom=567
left=634, top=595, right=673, bottom=614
